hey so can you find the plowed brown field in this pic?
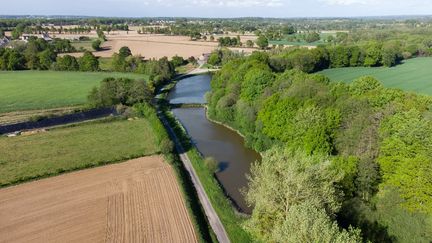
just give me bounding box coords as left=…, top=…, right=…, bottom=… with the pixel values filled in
left=0, top=156, right=197, bottom=243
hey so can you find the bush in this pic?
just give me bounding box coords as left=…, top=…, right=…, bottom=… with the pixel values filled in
left=92, top=39, right=102, bottom=51
left=54, top=55, right=79, bottom=71
left=79, top=51, right=99, bottom=71
left=204, top=157, right=219, bottom=173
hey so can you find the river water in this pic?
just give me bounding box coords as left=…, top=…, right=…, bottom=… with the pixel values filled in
left=168, top=74, right=260, bottom=214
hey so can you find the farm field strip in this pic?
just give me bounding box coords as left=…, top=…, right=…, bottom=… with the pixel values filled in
left=0, top=156, right=197, bottom=243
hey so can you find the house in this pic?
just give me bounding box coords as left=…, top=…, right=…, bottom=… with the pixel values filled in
left=41, top=33, right=52, bottom=42
left=20, top=34, right=32, bottom=42
left=0, top=37, right=10, bottom=48
left=20, top=33, right=52, bottom=42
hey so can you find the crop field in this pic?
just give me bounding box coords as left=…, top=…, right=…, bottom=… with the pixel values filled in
left=0, top=118, right=159, bottom=186
left=0, top=71, right=147, bottom=113
left=62, top=33, right=254, bottom=59
left=0, top=156, right=197, bottom=243
left=318, top=57, right=432, bottom=95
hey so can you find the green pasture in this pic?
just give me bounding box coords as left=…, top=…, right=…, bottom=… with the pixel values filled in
left=0, top=118, right=160, bottom=187
left=0, top=71, right=147, bottom=113
left=269, top=32, right=333, bottom=46
left=318, top=57, right=432, bottom=95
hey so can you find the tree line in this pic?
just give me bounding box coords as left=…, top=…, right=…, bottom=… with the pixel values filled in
left=0, top=37, right=99, bottom=71
left=207, top=50, right=432, bottom=242
left=0, top=38, right=178, bottom=90
left=266, top=40, right=427, bottom=75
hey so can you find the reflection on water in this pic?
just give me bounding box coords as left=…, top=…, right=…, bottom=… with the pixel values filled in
left=167, top=74, right=211, bottom=104
left=173, top=108, right=260, bottom=214
left=169, top=74, right=261, bottom=213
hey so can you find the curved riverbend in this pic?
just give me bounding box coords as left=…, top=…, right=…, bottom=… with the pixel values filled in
left=168, top=74, right=261, bottom=214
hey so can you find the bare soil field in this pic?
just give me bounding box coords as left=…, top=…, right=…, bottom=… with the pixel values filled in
left=54, top=30, right=255, bottom=59
left=0, top=156, right=197, bottom=243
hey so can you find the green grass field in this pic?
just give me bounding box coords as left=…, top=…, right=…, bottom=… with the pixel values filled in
left=71, top=40, right=95, bottom=51
left=318, top=57, right=432, bottom=95
left=269, top=32, right=333, bottom=46
left=0, top=71, right=148, bottom=113
left=0, top=118, right=159, bottom=186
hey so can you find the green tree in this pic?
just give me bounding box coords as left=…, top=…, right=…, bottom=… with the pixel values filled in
left=364, top=42, right=382, bottom=67
left=256, top=35, right=269, bottom=50
left=0, top=49, right=25, bottom=70
left=381, top=42, right=401, bottom=67
left=305, top=32, right=321, bottom=43
left=119, top=46, right=132, bottom=58
left=171, top=55, right=185, bottom=67
left=273, top=201, right=362, bottom=243
left=245, top=147, right=356, bottom=242
left=96, top=29, right=106, bottom=41
left=207, top=52, right=221, bottom=66
left=24, top=40, right=40, bottom=70
left=88, top=78, right=152, bottom=107
left=282, top=25, right=296, bottom=35
left=246, top=40, right=254, bottom=48
left=38, top=49, right=56, bottom=70
left=92, top=39, right=102, bottom=51
left=349, top=76, right=383, bottom=96
left=379, top=109, right=432, bottom=213
left=240, top=68, right=274, bottom=102
left=79, top=51, right=99, bottom=71
left=54, top=55, right=79, bottom=71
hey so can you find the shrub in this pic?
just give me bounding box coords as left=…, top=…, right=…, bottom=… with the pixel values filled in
left=204, top=157, right=218, bottom=173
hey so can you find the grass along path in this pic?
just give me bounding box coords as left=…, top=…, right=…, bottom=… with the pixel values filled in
left=0, top=71, right=147, bottom=113
left=0, top=118, right=159, bottom=187
left=318, top=57, right=432, bottom=95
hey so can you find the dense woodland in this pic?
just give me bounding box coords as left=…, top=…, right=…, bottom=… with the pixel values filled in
left=207, top=51, right=432, bottom=242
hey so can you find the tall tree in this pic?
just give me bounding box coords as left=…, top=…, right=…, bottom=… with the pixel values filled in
left=244, top=147, right=360, bottom=242
left=256, top=35, right=269, bottom=50
left=79, top=51, right=99, bottom=71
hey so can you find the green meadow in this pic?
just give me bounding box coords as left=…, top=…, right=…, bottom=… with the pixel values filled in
left=0, top=71, right=147, bottom=113
left=0, top=118, right=160, bottom=187
left=318, top=57, right=432, bottom=95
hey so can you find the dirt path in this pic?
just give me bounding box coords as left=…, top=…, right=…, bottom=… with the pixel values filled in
left=0, top=156, right=197, bottom=243
left=158, top=114, right=231, bottom=243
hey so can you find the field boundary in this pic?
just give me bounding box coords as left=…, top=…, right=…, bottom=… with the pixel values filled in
left=159, top=112, right=230, bottom=243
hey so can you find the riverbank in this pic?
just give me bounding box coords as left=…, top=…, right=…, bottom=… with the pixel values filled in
left=162, top=108, right=251, bottom=242
left=204, top=107, right=263, bottom=158
left=159, top=74, right=252, bottom=242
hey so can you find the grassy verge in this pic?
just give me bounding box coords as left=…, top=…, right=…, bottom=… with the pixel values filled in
left=158, top=97, right=251, bottom=242
left=71, top=40, right=95, bottom=51
left=0, top=106, right=84, bottom=125
left=0, top=117, right=160, bottom=187
left=0, top=70, right=148, bottom=113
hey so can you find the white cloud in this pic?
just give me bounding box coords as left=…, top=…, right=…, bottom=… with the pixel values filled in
left=321, top=0, right=375, bottom=5
left=320, top=0, right=429, bottom=6
left=114, top=0, right=284, bottom=8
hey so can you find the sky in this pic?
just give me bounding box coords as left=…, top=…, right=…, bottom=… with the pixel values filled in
left=1, top=0, right=432, bottom=18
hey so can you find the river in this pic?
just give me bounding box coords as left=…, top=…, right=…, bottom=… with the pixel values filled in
left=168, top=74, right=260, bottom=214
